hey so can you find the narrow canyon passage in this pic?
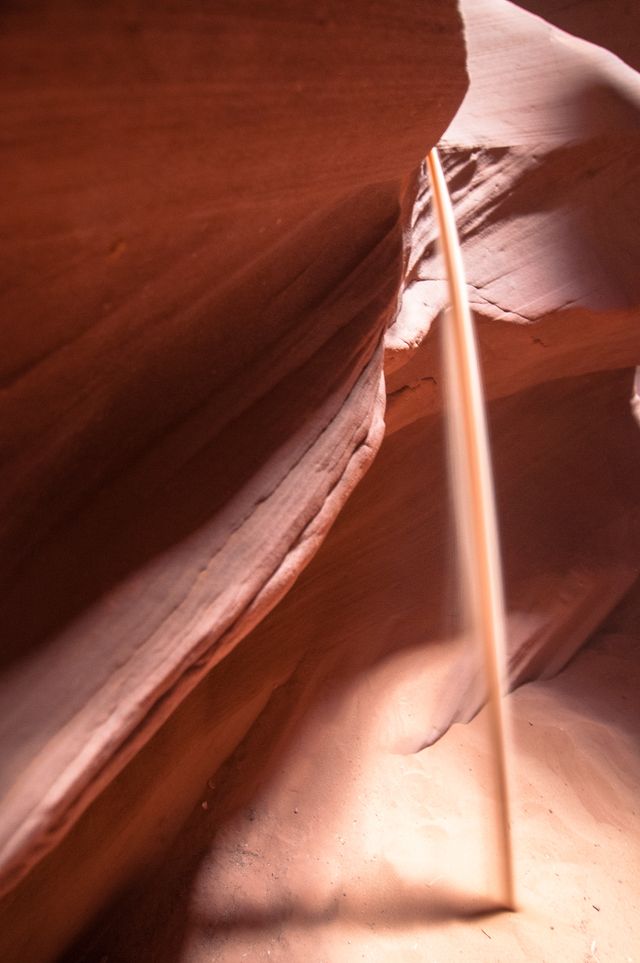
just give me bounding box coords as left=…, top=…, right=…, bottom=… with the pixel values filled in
left=2, top=1, right=640, bottom=960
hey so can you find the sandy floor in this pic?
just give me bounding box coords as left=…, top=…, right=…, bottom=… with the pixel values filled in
left=85, top=585, right=640, bottom=963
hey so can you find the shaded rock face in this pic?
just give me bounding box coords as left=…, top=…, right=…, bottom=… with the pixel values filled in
left=0, top=2, right=468, bottom=961
left=1, top=1, right=639, bottom=962
left=515, top=0, right=640, bottom=72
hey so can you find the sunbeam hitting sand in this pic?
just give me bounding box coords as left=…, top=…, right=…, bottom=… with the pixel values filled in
left=428, top=145, right=515, bottom=910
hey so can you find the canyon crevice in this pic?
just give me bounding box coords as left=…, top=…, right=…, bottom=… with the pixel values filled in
left=0, top=1, right=638, bottom=961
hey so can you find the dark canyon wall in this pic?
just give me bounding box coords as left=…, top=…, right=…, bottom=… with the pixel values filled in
left=0, top=3, right=467, bottom=960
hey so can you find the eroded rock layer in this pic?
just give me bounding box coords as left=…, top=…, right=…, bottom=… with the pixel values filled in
left=0, top=2, right=467, bottom=961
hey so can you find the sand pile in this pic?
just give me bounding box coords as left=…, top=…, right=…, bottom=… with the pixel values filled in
left=79, top=585, right=640, bottom=962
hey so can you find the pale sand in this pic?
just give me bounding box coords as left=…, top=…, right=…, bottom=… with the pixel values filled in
left=91, top=588, right=640, bottom=962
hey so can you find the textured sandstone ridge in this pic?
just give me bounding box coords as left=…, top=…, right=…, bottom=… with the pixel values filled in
left=390, top=0, right=640, bottom=354
left=386, top=0, right=640, bottom=691
left=67, top=2, right=640, bottom=961
left=0, top=2, right=467, bottom=960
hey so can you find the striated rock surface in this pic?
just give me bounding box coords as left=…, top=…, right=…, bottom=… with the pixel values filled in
left=69, top=1, right=640, bottom=961
left=384, top=0, right=640, bottom=702
left=0, top=2, right=467, bottom=961
left=391, top=0, right=640, bottom=353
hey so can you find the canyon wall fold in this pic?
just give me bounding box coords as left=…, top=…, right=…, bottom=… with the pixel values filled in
left=387, top=0, right=640, bottom=699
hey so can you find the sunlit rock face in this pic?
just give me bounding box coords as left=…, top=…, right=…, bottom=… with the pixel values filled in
left=0, top=2, right=467, bottom=961
left=66, top=1, right=640, bottom=961
left=385, top=0, right=640, bottom=688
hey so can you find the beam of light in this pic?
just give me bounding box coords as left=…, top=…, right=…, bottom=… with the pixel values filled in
left=426, top=147, right=516, bottom=911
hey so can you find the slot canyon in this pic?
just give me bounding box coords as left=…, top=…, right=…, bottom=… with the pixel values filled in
left=1, top=1, right=639, bottom=960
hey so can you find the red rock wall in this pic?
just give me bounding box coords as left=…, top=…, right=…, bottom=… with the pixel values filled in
left=0, top=3, right=467, bottom=960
